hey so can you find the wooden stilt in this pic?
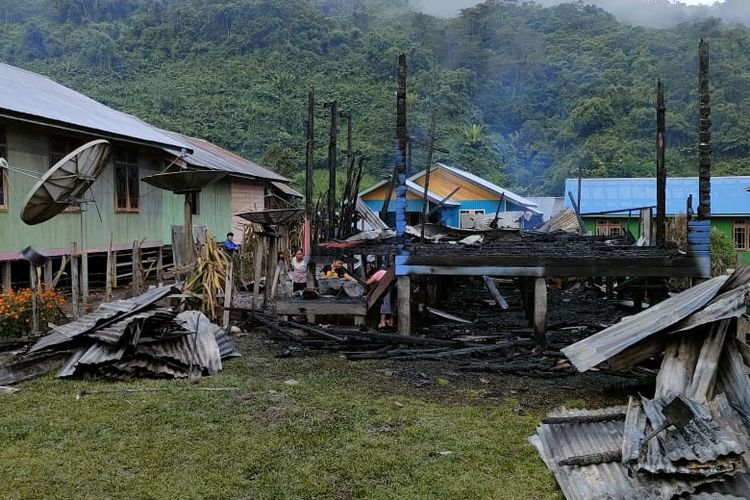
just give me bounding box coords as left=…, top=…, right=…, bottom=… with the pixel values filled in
left=70, top=243, right=80, bottom=319
left=397, top=275, right=411, bottom=336
left=131, top=241, right=139, bottom=296
left=2, top=261, right=10, bottom=291
left=157, top=246, right=164, bottom=285
left=533, top=277, right=548, bottom=346
left=253, top=237, right=265, bottom=309
left=223, top=259, right=234, bottom=328
left=306, top=260, right=316, bottom=323
left=105, top=241, right=113, bottom=300
left=44, top=259, right=53, bottom=290
left=81, top=251, right=89, bottom=309
left=111, top=251, right=118, bottom=289
left=264, top=237, right=278, bottom=306
left=29, top=264, right=39, bottom=333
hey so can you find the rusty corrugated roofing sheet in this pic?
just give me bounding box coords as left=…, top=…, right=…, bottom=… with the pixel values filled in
left=271, top=181, right=303, bottom=198
left=562, top=275, right=729, bottom=372
left=0, top=63, right=189, bottom=150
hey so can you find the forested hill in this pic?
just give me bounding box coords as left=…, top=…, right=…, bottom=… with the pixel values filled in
left=1, top=0, right=750, bottom=195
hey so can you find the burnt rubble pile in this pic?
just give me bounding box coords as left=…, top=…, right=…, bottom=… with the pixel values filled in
left=0, top=286, right=239, bottom=385
left=532, top=268, right=750, bottom=499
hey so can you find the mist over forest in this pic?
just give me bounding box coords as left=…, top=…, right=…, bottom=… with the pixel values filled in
left=1, top=0, right=750, bottom=195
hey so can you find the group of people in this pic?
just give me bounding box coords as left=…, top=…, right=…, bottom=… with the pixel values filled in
left=220, top=233, right=395, bottom=329
left=286, top=249, right=394, bottom=330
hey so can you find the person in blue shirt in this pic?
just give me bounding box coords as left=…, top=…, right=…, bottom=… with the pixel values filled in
left=223, top=232, right=239, bottom=253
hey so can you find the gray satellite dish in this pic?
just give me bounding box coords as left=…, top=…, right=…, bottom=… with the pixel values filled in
left=21, top=139, right=111, bottom=225
left=142, top=170, right=227, bottom=194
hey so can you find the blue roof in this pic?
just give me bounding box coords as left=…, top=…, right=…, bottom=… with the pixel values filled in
left=564, top=177, right=750, bottom=216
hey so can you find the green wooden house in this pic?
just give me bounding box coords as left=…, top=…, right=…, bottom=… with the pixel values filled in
left=0, top=63, right=298, bottom=289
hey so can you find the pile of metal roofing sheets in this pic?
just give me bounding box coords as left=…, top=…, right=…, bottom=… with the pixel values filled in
left=533, top=268, right=750, bottom=498
left=0, top=286, right=238, bottom=385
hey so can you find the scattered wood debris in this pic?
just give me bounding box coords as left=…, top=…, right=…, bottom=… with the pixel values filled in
left=532, top=267, right=750, bottom=498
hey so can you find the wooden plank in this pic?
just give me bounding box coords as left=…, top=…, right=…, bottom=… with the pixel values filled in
left=275, top=301, right=367, bottom=316
left=687, top=319, right=730, bottom=402
left=367, top=266, right=395, bottom=310
left=483, top=276, right=509, bottom=310
left=43, top=259, right=53, bottom=290
left=70, top=243, right=80, bottom=319
left=397, top=275, right=411, bottom=336
left=156, top=246, right=164, bottom=285
left=29, top=265, right=39, bottom=334
left=608, top=335, right=666, bottom=370
left=621, top=396, right=647, bottom=463
left=264, top=237, right=278, bottom=306
left=105, top=237, right=113, bottom=300
left=131, top=241, right=140, bottom=296
left=533, top=277, right=547, bottom=345
left=223, top=259, right=234, bottom=328
left=81, top=252, right=89, bottom=308
left=2, top=261, right=10, bottom=291
left=253, top=237, right=265, bottom=309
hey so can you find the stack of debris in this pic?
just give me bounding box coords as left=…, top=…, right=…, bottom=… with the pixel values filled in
left=0, top=286, right=238, bottom=386
left=532, top=268, right=750, bottom=498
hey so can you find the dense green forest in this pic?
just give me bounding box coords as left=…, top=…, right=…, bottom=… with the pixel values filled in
left=1, top=0, right=750, bottom=195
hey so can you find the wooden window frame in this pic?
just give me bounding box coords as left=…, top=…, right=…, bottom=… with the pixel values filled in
left=596, top=219, right=623, bottom=236
left=114, top=148, right=140, bottom=213
left=734, top=221, right=750, bottom=250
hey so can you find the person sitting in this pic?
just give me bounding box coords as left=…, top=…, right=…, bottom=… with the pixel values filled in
left=223, top=232, right=239, bottom=253
left=321, top=254, right=356, bottom=281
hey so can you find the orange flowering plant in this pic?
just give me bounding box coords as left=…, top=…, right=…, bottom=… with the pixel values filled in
left=0, top=288, right=65, bottom=338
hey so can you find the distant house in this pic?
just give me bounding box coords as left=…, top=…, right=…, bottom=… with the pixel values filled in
left=526, top=197, right=564, bottom=222
left=360, top=163, right=541, bottom=229
left=564, top=176, right=750, bottom=264
left=0, top=62, right=297, bottom=288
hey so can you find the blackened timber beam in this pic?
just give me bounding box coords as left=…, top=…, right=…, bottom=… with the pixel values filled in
left=305, top=89, right=315, bottom=254
left=698, top=40, right=711, bottom=220
left=395, top=54, right=408, bottom=239
left=325, top=100, right=338, bottom=237
left=656, top=79, right=667, bottom=246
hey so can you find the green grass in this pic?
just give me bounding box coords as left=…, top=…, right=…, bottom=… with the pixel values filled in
left=0, top=336, right=565, bottom=499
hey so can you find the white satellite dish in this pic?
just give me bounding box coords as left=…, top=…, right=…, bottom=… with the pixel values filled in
left=21, top=139, right=111, bottom=225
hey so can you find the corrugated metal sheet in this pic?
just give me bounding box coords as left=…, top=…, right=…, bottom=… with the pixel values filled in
left=562, top=275, right=729, bottom=372
left=271, top=181, right=302, bottom=198
left=564, top=177, right=750, bottom=216
left=0, top=63, right=189, bottom=150
left=668, top=284, right=750, bottom=335
left=163, top=131, right=288, bottom=182
left=30, top=286, right=176, bottom=353
left=530, top=406, right=712, bottom=500
left=355, top=197, right=389, bottom=231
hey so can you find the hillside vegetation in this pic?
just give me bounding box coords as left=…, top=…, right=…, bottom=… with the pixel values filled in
left=1, top=0, right=750, bottom=194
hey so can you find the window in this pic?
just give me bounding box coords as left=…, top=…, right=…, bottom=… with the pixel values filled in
left=114, top=148, right=139, bottom=212
left=0, top=125, right=7, bottom=211
left=734, top=221, right=750, bottom=250
left=187, top=191, right=200, bottom=216
left=49, top=135, right=83, bottom=168
left=460, top=209, right=485, bottom=229
left=596, top=219, right=623, bottom=236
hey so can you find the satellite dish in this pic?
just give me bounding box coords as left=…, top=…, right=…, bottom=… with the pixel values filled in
left=21, top=139, right=111, bottom=225
left=142, top=170, right=227, bottom=194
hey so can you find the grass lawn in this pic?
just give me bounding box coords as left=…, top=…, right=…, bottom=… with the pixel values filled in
left=0, top=333, right=620, bottom=499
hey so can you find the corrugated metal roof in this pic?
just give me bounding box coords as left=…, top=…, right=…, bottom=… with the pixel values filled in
left=530, top=405, right=710, bottom=500
left=536, top=209, right=581, bottom=233
left=271, top=181, right=303, bottom=198
left=562, top=275, right=729, bottom=372
left=359, top=179, right=460, bottom=206
left=30, top=285, right=176, bottom=353
left=163, top=131, right=289, bottom=182
left=0, top=63, right=189, bottom=150
left=356, top=197, right=389, bottom=231
left=427, top=164, right=541, bottom=212
left=564, top=177, right=750, bottom=216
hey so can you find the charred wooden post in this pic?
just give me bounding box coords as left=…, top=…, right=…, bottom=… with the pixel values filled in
left=325, top=101, right=338, bottom=237
left=420, top=112, right=438, bottom=242
left=264, top=234, right=278, bottom=306
left=533, top=277, right=548, bottom=346
left=395, top=54, right=408, bottom=239
left=304, top=90, right=317, bottom=303
left=698, top=40, right=711, bottom=220
left=656, top=78, right=667, bottom=246
left=397, top=275, right=411, bottom=335
left=253, top=237, right=265, bottom=309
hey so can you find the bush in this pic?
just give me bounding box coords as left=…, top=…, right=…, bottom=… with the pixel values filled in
left=0, top=289, right=65, bottom=338
left=711, top=227, right=737, bottom=276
